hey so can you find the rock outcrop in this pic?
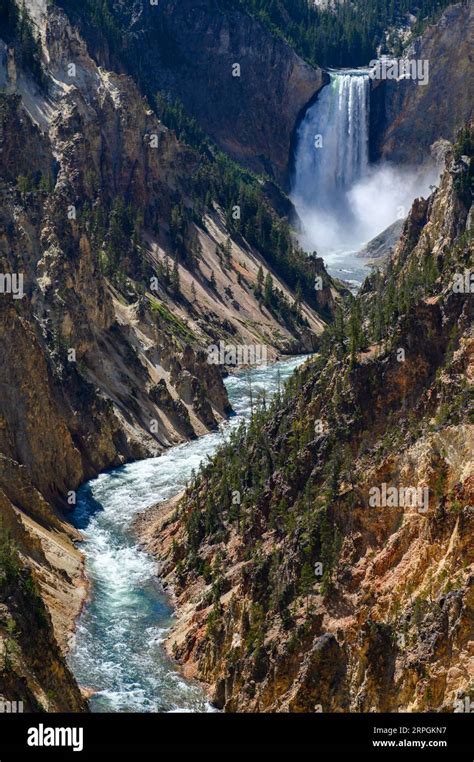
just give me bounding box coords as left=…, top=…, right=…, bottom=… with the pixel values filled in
left=0, top=469, right=87, bottom=711
left=356, top=219, right=404, bottom=262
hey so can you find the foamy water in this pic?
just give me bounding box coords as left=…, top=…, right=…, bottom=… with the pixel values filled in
left=68, top=356, right=307, bottom=712
left=291, top=69, right=438, bottom=284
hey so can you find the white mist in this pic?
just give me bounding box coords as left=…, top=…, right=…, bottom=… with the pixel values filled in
left=291, top=70, right=439, bottom=273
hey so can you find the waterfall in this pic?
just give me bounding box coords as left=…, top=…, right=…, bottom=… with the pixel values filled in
left=292, top=71, right=370, bottom=208
left=290, top=69, right=437, bottom=276
left=290, top=70, right=372, bottom=261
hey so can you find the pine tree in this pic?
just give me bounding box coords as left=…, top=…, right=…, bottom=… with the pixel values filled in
left=422, top=244, right=438, bottom=288
left=171, top=258, right=180, bottom=296
left=349, top=298, right=363, bottom=367
left=294, top=280, right=302, bottom=316
left=223, top=237, right=232, bottom=263
left=163, top=254, right=170, bottom=285
left=263, top=272, right=273, bottom=307
left=256, top=266, right=264, bottom=298
left=333, top=305, right=345, bottom=349
left=299, top=560, right=314, bottom=612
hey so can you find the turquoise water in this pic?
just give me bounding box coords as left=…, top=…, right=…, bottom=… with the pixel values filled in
left=68, top=356, right=307, bottom=712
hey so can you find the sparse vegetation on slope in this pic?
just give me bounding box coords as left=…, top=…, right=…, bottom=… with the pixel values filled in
left=141, top=128, right=473, bottom=712
left=230, top=0, right=455, bottom=67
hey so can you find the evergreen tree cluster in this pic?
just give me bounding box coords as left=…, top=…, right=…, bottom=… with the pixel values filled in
left=0, top=0, right=46, bottom=86
left=231, top=0, right=455, bottom=68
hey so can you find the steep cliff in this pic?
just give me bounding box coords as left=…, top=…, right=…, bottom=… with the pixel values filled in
left=138, top=130, right=473, bottom=712
left=57, top=0, right=326, bottom=186
left=0, top=489, right=87, bottom=712
left=0, top=0, right=339, bottom=709
left=371, top=2, right=474, bottom=164
left=0, top=0, right=337, bottom=458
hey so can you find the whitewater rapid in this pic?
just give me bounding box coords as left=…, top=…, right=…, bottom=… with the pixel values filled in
left=68, top=356, right=307, bottom=712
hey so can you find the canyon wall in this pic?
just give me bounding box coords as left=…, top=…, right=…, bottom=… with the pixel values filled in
left=138, top=138, right=473, bottom=712
left=371, top=2, right=474, bottom=164
left=0, top=0, right=336, bottom=709
left=58, top=0, right=326, bottom=187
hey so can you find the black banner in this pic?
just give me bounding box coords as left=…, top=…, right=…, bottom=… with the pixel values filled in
left=0, top=712, right=471, bottom=757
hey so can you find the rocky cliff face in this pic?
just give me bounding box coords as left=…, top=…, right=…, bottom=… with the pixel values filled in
left=0, top=0, right=336, bottom=709
left=0, top=487, right=87, bottom=712
left=356, top=219, right=404, bottom=263
left=58, top=0, right=326, bottom=187
left=371, top=2, right=474, bottom=164
left=138, top=134, right=473, bottom=712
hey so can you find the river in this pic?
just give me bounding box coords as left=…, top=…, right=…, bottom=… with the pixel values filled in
left=68, top=355, right=307, bottom=712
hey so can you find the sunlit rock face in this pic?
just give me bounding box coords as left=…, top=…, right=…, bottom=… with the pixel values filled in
left=370, top=2, right=474, bottom=165
left=59, top=0, right=326, bottom=187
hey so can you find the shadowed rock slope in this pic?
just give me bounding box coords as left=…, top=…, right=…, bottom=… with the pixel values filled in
left=57, top=0, right=326, bottom=186
left=372, top=1, right=474, bottom=165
